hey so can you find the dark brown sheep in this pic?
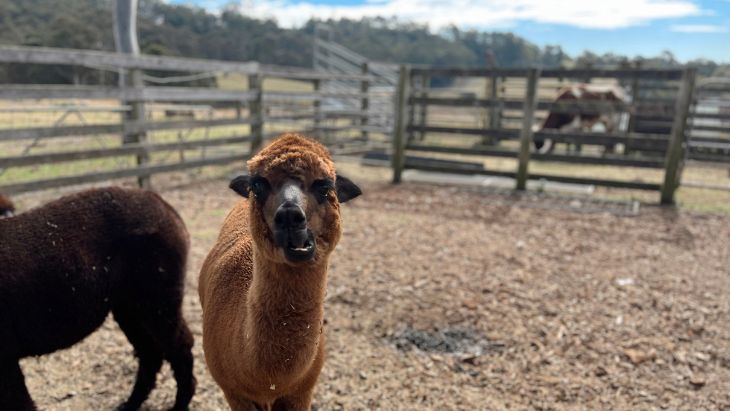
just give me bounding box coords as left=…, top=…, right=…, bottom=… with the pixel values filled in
left=0, top=187, right=195, bottom=411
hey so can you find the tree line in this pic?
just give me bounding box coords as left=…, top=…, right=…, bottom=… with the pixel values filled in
left=0, top=0, right=726, bottom=85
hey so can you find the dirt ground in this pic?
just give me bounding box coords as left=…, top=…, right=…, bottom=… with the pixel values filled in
left=13, top=168, right=730, bottom=411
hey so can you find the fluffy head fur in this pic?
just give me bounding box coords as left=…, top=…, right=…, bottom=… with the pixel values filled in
left=247, top=133, right=336, bottom=181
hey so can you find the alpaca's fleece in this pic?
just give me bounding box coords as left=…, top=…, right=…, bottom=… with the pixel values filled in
left=247, top=133, right=336, bottom=180
left=199, top=133, right=355, bottom=410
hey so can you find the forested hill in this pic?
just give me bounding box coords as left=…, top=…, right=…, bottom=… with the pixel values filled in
left=0, top=0, right=726, bottom=84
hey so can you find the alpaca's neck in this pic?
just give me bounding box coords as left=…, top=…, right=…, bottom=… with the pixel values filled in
left=242, top=251, right=328, bottom=377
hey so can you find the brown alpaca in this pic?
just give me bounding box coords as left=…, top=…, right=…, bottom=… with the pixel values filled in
left=199, top=134, right=361, bottom=410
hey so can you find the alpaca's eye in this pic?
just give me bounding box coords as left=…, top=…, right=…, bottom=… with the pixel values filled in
left=250, top=177, right=269, bottom=200
left=312, top=179, right=333, bottom=203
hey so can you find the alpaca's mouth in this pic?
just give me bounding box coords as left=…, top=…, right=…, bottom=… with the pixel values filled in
left=280, top=229, right=316, bottom=262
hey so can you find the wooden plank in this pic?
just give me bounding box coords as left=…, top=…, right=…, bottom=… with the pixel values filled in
left=123, top=68, right=150, bottom=188
left=259, top=65, right=371, bottom=82
left=361, top=63, right=370, bottom=141
left=314, top=124, right=390, bottom=133
left=264, top=91, right=369, bottom=102
left=407, top=125, right=669, bottom=151
left=410, top=67, right=530, bottom=77
left=0, top=105, right=130, bottom=113
left=691, top=112, right=730, bottom=121
left=488, top=71, right=500, bottom=133
left=392, top=65, right=410, bottom=183
left=312, top=79, right=321, bottom=139
left=410, top=66, right=683, bottom=80
left=534, top=129, right=669, bottom=151
left=0, top=153, right=249, bottom=195
left=248, top=74, right=264, bottom=153
left=265, top=112, right=369, bottom=122
left=688, top=136, right=730, bottom=145
left=407, top=125, right=519, bottom=140
left=0, top=136, right=251, bottom=167
left=126, top=117, right=255, bottom=133
left=692, top=118, right=730, bottom=129
left=406, top=144, right=665, bottom=168
left=541, top=68, right=683, bottom=80
left=0, top=85, right=258, bottom=102
left=516, top=68, right=540, bottom=190
left=661, top=68, right=697, bottom=205
left=418, top=73, right=430, bottom=140
left=0, top=118, right=254, bottom=141
left=412, top=96, right=672, bottom=115
left=0, top=44, right=260, bottom=74
left=406, top=163, right=661, bottom=190
left=114, top=1, right=151, bottom=189
left=410, top=96, right=498, bottom=108
left=314, top=40, right=366, bottom=66
left=0, top=124, right=123, bottom=141
left=687, top=152, right=730, bottom=163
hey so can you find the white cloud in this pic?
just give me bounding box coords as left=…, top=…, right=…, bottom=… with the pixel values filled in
left=671, top=23, right=728, bottom=33
left=234, top=0, right=701, bottom=30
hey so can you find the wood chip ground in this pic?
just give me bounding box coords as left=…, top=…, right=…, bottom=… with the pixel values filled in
left=15, top=175, right=730, bottom=410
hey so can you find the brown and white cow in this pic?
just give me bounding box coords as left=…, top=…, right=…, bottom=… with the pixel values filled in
left=535, top=84, right=628, bottom=153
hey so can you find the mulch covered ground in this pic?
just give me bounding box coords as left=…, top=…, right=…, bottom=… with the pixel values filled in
left=16, top=173, right=730, bottom=410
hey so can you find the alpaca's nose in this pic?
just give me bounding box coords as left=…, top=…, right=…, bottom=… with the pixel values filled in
left=274, top=201, right=306, bottom=230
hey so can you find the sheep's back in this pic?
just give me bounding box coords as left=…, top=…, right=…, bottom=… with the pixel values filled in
left=0, top=187, right=189, bottom=358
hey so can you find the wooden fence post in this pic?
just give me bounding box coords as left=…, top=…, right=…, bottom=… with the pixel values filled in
left=248, top=73, right=263, bottom=154
left=113, top=0, right=150, bottom=188
left=312, top=79, right=321, bottom=140
left=660, top=68, right=696, bottom=205
left=626, top=61, right=642, bottom=155
left=360, top=63, right=369, bottom=141
left=407, top=74, right=417, bottom=143
left=418, top=74, right=429, bottom=140
left=486, top=70, right=500, bottom=144
left=515, top=68, right=540, bottom=191
left=392, top=65, right=410, bottom=184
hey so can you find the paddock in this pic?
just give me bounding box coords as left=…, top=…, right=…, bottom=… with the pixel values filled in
left=10, top=166, right=729, bottom=410
left=2, top=24, right=730, bottom=411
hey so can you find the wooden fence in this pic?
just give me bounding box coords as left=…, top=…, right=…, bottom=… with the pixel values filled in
left=0, top=45, right=388, bottom=195
left=313, top=24, right=398, bottom=135
left=391, top=65, right=699, bottom=204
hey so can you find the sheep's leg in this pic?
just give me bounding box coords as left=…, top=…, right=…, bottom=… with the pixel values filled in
left=162, top=316, right=195, bottom=411
left=0, top=361, right=36, bottom=411
left=113, top=306, right=164, bottom=411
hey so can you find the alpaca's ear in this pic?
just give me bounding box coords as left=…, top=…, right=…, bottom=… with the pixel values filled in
left=229, top=175, right=251, bottom=198
left=335, top=174, right=361, bottom=203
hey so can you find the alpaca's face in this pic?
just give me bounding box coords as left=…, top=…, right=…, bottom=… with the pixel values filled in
left=230, top=170, right=360, bottom=264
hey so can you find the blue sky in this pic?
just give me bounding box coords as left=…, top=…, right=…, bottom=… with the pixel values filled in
left=169, top=0, right=730, bottom=62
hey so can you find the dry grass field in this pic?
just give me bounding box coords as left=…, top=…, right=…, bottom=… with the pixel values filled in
left=8, top=163, right=730, bottom=411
